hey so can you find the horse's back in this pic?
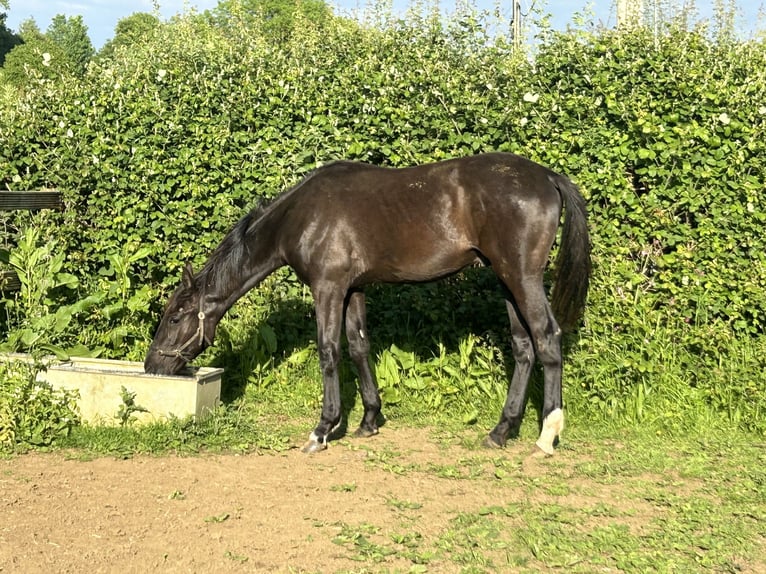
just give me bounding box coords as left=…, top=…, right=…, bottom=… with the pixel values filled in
left=278, top=153, right=565, bottom=285
left=301, top=153, right=562, bottom=213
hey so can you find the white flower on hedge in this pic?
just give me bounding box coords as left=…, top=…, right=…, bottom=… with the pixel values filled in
left=58, top=121, right=65, bottom=129
left=718, top=112, right=731, bottom=125
left=759, top=106, right=766, bottom=115
left=523, top=92, right=540, bottom=103
left=520, top=117, right=529, bottom=126
left=157, top=69, right=167, bottom=81
left=42, top=52, right=51, bottom=66
left=67, top=129, right=74, bottom=138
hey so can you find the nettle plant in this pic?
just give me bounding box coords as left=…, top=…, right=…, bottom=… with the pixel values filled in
left=0, top=223, right=91, bottom=357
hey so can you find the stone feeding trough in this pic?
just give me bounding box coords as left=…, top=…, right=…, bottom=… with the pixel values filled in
left=4, top=354, right=223, bottom=426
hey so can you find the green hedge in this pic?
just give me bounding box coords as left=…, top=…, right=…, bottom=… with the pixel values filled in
left=1, top=7, right=764, bottom=432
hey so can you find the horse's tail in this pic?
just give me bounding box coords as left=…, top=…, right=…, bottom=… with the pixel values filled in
left=549, top=174, right=591, bottom=331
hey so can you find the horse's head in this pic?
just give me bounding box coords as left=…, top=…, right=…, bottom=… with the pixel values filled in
left=144, top=263, right=216, bottom=375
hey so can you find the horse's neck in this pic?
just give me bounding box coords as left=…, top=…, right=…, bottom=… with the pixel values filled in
left=203, top=211, right=284, bottom=315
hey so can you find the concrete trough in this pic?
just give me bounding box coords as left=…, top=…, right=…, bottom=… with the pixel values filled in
left=3, top=354, right=222, bottom=425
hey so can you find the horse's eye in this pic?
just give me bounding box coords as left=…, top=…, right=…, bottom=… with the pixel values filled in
left=168, top=308, right=185, bottom=325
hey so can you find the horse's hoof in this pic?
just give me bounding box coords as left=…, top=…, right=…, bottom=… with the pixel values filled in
left=530, top=443, right=554, bottom=458
left=534, top=409, right=562, bottom=457
left=301, top=439, right=327, bottom=454
left=353, top=426, right=379, bottom=439
left=482, top=435, right=504, bottom=449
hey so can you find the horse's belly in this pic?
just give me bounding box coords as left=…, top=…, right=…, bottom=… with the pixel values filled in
left=370, top=247, right=479, bottom=284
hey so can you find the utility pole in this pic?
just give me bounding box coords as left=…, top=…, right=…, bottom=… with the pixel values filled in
left=512, top=0, right=521, bottom=49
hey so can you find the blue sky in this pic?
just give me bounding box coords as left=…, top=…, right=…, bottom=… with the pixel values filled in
left=3, top=0, right=764, bottom=49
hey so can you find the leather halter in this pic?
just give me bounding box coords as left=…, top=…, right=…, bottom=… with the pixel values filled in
left=156, top=309, right=210, bottom=361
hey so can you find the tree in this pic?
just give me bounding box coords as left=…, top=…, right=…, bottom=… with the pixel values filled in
left=46, top=15, right=94, bottom=75
left=0, top=12, right=22, bottom=66
left=617, top=0, right=644, bottom=29
left=213, top=0, right=334, bottom=45
left=99, top=12, right=161, bottom=60
left=17, top=18, right=44, bottom=41
left=1, top=18, right=68, bottom=88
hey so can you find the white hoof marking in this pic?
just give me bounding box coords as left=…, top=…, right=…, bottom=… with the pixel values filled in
left=535, top=408, right=564, bottom=455
left=309, top=431, right=325, bottom=445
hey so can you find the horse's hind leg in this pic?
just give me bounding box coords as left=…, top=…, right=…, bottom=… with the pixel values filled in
left=485, top=297, right=535, bottom=448
left=490, top=273, right=564, bottom=455
left=345, top=290, right=382, bottom=438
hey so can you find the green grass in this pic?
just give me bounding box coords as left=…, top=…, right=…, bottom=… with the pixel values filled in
left=6, top=351, right=765, bottom=572
left=323, top=428, right=766, bottom=573
left=4, top=289, right=765, bottom=572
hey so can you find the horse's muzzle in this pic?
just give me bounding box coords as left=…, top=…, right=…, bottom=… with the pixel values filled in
left=143, top=349, right=186, bottom=376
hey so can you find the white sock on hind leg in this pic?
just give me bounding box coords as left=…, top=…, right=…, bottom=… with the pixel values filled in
left=535, top=408, right=564, bottom=455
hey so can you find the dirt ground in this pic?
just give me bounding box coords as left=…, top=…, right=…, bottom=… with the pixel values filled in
left=0, top=424, right=742, bottom=574
left=0, top=425, right=551, bottom=573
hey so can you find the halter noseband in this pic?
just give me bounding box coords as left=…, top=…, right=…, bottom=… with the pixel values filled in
left=156, top=309, right=211, bottom=361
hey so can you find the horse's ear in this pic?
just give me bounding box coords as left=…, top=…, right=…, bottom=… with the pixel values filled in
left=182, top=262, right=195, bottom=289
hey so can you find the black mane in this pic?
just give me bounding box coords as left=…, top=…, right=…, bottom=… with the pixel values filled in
left=196, top=196, right=274, bottom=292
left=194, top=167, right=319, bottom=291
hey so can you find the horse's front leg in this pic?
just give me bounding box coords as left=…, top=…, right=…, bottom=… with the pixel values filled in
left=344, top=289, right=381, bottom=438
left=302, top=281, right=346, bottom=454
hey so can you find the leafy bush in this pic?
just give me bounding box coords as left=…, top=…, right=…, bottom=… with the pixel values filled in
left=528, top=27, right=766, bottom=335
left=0, top=2, right=764, bottom=438
left=0, top=212, right=155, bottom=359
left=0, top=360, right=79, bottom=452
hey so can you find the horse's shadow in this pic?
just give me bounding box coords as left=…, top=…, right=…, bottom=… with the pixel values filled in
left=209, top=269, right=567, bottom=440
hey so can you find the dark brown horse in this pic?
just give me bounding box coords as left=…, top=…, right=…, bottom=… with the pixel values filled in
left=145, top=153, right=591, bottom=454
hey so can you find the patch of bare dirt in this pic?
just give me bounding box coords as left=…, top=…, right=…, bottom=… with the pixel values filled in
left=0, top=425, right=658, bottom=573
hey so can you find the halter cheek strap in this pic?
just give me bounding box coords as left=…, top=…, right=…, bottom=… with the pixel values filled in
left=157, top=310, right=211, bottom=360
